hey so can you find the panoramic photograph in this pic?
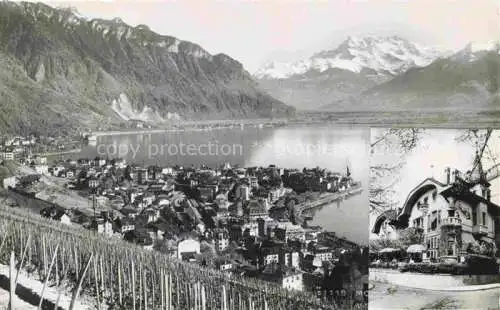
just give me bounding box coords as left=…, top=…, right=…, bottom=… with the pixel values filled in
left=0, top=1, right=374, bottom=308
left=0, top=0, right=499, bottom=309
left=369, top=128, right=500, bottom=309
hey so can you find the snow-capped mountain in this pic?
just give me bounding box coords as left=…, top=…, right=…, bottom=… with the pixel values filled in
left=320, top=40, right=500, bottom=112
left=255, top=35, right=448, bottom=110
left=255, top=35, right=445, bottom=79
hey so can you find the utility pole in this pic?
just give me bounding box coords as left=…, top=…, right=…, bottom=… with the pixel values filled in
left=89, top=178, right=99, bottom=233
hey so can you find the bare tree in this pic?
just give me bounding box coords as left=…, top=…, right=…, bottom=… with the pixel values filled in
left=370, top=129, right=424, bottom=215
left=456, top=129, right=498, bottom=180
left=370, top=128, right=497, bottom=216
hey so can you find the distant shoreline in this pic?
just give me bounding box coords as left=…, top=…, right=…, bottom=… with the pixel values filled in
left=92, top=128, right=174, bottom=137
left=89, top=118, right=370, bottom=138
left=90, top=119, right=292, bottom=138
left=37, top=148, right=82, bottom=157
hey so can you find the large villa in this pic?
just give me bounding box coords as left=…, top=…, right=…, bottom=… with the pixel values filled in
left=372, top=159, right=500, bottom=263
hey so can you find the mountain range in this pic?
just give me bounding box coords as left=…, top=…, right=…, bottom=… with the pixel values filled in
left=0, top=1, right=293, bottom=135
left=255, top=36, right=500, bottom=111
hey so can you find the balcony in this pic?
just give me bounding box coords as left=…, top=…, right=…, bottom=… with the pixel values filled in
left=472, top=225, right=488, bottom=236
left=441, top=217, right=462, bottom=226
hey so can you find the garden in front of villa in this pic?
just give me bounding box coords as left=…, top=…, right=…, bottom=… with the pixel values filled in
left=369, top=228, right=500, bottom=276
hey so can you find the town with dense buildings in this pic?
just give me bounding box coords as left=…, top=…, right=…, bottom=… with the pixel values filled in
left=0, top=135, right=368, bottom=304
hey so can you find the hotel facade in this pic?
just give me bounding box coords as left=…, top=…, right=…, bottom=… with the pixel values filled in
left=372, top=164, right=500, bottom=263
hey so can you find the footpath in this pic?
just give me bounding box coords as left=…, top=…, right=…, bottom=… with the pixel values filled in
left=370, top=268, right=500, bottom=292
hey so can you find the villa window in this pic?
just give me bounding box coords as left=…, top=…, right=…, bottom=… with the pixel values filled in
left=448, top=210, right=455, bottom=217
left=431, top=219, right=437, bottom=231
left=482, top=212, right=486, bottom=226
left=447, top=241, right=454, bottom=256
left=432, top=191, right=437, bottom=200
left=423, top=197, right=428, bottom=205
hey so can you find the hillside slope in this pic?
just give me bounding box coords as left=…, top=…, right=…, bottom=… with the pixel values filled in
left=0, top=2, right=293, bottom=135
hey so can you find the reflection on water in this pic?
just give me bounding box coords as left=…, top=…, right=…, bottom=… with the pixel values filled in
left=76, top=124, right=369, bottom=244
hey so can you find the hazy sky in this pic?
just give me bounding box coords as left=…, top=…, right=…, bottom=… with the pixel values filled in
left=40, top=0, right=500, bottom=73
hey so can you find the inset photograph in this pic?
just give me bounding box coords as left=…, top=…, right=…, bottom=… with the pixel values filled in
left=369, top=128, right=500, bottom=310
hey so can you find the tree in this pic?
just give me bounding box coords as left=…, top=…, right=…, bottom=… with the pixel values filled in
left=398, top=227, right=424, bottom=248
left=370, top=129, right=424, bottom=215
left=370, top=128, right=496, bottom=217
left=369, top=238, right=401, bottom=252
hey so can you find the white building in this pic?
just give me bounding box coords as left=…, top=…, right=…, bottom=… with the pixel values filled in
left=92, top=218, right=114, bottom=237
left=177, top=239, right=201, bottom=260
left=260, top=264, right=303, bottom=291
left=1, top=151, right=14, bottom=160
left=34, top=165, right=49, bottom=175
left=213, top=229, right=230, bottom=252
left=162, top=167, right=174, bottom=175
left=236, top=185, right=250, bottom=201
left=275, top=222, right=305, bottom=242
left=34, top=156, right=47, bottom=165
left=51, top=166, right=66, bottom=177
left=282, top=251, right=300, bottom=268
left=314, top=247, right=333, bottom=262
left=372, top=166, right=500, bottom=262
left=248, top=176, right=259, bottom=188
left=242, top=222, right=259, bottom=237
left=3, top=176, right=17, bottom=189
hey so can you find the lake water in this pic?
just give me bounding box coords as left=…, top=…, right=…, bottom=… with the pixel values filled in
left=76, top=124, right=369, bottom=244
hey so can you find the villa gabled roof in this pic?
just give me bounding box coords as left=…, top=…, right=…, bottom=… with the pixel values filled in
left=395, top=177, right=448, bottom=226
left=394, top=173, right=500, bottom=229
left=441, top=186, right=500, bottom=215
left=371, top=209, right=398, bottom=234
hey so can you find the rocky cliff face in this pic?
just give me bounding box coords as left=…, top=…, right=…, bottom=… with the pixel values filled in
left=0, top=2, right=293, bottom=135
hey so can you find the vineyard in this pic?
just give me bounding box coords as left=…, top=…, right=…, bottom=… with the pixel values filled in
left=0, top=204, right=333, bottom=309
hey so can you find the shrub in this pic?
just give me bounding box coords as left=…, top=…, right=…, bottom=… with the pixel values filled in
left=451, top=263, right=468, bottom=275
left=397, top=259, right=495, bottom=275
left=465, top=254, right=499, bottom=275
